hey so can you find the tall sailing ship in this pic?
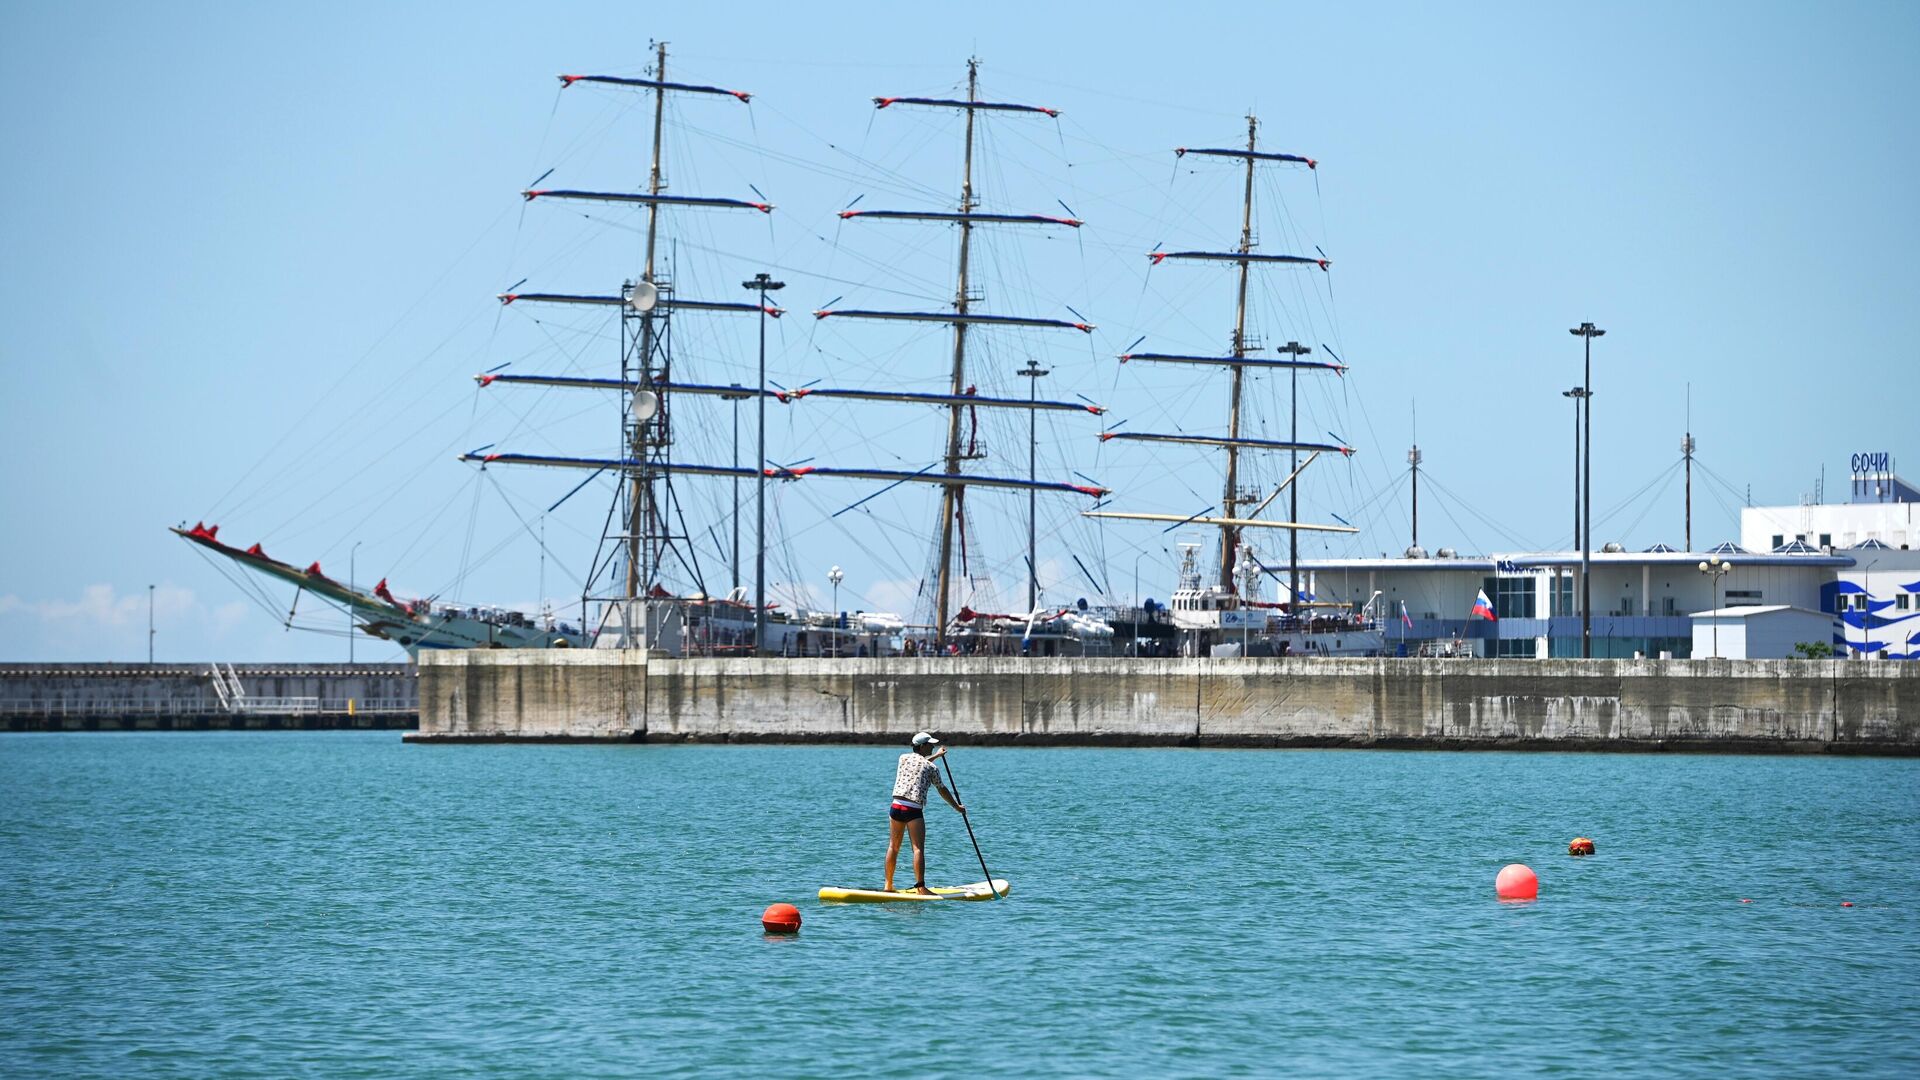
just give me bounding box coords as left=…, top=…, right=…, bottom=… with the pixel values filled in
left=174, top=57, right=1383, bottom=660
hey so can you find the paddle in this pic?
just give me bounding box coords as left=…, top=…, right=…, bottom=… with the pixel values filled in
left=937, top=751, right=1002, bottom=900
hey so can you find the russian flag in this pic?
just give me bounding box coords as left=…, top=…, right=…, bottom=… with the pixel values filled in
left=1471, top=588, right=1497, bottom=621
left=1400, top=601, right=1413, bottom=629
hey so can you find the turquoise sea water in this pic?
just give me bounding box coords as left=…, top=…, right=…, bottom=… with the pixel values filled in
left=2, top=734, right=1917, bottom=1077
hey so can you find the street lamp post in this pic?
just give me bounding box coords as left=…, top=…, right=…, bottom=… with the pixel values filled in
left=1017, top=360, right=1049, bottom=612
left=349, top=541, right=362, bottom=665
left=1132, top=550, right=1148, bottom=655
left=1698, top=555, right=1731, bottom=658
left=1570, top=322, right=1605, bottom=657
left=1856, top=558, right=1880, bottom=660
left=827, top=565, right=844, bottom=658
left=743, top=273, right=785, bottom=655
left=1561, top=387, right=1588, bottom=636
left=148, top=584, right=155, bottom=665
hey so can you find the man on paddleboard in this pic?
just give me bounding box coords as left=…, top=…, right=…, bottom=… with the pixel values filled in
left=886, top=731, right=965, bottom=895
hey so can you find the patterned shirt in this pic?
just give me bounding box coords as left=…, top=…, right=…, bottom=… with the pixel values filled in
left=892, top=752, right=948, bottom=806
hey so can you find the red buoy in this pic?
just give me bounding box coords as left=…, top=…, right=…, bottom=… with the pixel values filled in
left=761, top=902, right=802, bottom=933
left=1568, top=837, right=1595, bottom=856
left=1496, top=863, right=1539, bottom=901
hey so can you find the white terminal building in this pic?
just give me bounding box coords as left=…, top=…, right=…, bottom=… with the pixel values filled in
left=1274, top=454, right=1919, bottom=661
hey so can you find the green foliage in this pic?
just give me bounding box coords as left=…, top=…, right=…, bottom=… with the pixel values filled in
left=1792, top=641, right=1834, bottom=659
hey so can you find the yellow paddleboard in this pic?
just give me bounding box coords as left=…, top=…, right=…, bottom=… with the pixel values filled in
left=817, top=879, right=1010, bottom=903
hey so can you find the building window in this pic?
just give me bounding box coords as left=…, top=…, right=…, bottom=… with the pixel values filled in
left=1819, top=533, right=1832, bottom=547
left=1488, top=576, right=1535, bottom=619
left=1724, top=589, right=1762, bottom=608
left=1663, top=596, right=1677, bottom=616
left=1897, top=594, right=1910, bottom=611
left=1855, top=594, right=1869, bottom=611
left=1495, top=638, right=1535, bottom=658
left=1771, top=534, right=1783, bottom=550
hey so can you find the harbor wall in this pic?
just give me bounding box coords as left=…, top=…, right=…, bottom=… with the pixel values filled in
left=0, top=663, right=417, bottom=730
left=412, top=652, right=1918, bottom=753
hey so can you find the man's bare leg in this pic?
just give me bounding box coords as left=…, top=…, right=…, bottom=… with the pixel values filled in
left=908, top=818, right=933, bottom=894
left=884, top=817, right=906, bottom=891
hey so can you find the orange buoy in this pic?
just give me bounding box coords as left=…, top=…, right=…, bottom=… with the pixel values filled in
left=1496, top=863, right=1539, bottom=901
left=1568, top=837, right=1596, bottom=857
left=761, top=902, right=802, bottom=933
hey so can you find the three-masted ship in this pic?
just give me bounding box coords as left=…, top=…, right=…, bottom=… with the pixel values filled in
left=175, top=60, right=1384, bottom=661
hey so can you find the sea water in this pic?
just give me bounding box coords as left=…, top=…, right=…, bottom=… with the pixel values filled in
left=1, top=733, right=1916, bottom=1077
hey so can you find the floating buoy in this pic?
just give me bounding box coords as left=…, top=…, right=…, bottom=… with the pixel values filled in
left=1740, top=898, right=1752, bottom=904
left=1568, top=837, right=1596, bottom=857
left=1841, top=901, right=1854, bottom=908
left=1496, top=863, right=1539, bottom=901
left=761, top=902, right=802, bottom=933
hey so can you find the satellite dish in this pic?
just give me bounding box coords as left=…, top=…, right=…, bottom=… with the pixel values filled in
left=631, top=391, right=659, bottom=422
left=627, top=281, right=658, bottom=312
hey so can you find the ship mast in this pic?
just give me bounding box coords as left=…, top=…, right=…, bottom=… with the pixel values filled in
left=630, top=41, right=669, bottom=601
left=819, top=59, right=1103, bottom=648
left=1222, top=116, right=1257, bottom=589
left=933, top=59, right=982, bottom=646
left=1087, top=122, right=1358, bottom=589
left=478, top=48, right=766, bottom=632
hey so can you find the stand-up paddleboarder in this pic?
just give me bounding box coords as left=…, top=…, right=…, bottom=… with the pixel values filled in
left=884, top=732, right=965, bottom=895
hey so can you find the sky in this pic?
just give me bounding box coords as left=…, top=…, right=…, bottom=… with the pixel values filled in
left=1, top=1, right=1915, bottom=663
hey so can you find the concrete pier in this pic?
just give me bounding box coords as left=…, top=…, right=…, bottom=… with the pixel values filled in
left=412, top=652, right=1918, bottom=753
left=1, top=663, right=417, bottom=731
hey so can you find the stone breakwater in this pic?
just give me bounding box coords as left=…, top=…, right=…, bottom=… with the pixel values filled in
left=411, top=652, right=1917, bottom=754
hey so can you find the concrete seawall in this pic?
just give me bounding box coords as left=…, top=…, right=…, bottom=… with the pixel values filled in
left=412, top=652, right=1917, bottom=753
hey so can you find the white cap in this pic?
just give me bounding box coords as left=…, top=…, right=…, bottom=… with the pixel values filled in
left=911, top=731, right=940, bottom=748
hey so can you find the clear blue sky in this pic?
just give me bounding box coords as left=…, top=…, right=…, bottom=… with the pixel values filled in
left=2, top=2, right=1915, bottom=662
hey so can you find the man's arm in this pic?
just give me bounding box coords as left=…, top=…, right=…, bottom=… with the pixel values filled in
left=927, top=748, right=964, bottom=812
left=933, top=771, right=964, bottom=813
